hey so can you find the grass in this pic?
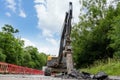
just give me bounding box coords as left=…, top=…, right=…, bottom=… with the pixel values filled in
left=80, top=58, right=120, bottom=76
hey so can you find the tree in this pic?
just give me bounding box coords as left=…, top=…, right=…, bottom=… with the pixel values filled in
left=0, top=24, right=24, bottom=64
left=37, top=53, right=47, bottom=69
left=71, top=0, right=119, bottom=68
left=2, top=24, right=19, bottom=33
left=0, top=24, right=47, bottom=69
left=23, top=46, right=47, bottom=69
left=0, top=48, right=6, bottom=61
left=108, top=2, right=120, bottom=58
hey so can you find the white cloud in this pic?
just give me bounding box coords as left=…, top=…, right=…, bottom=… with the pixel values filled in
left=42, top=29, right=53, bottom=37
left=34, top=0, right=80, bottom=38
left=18, top=0, right=27, bottom=18
left=34, top=0, right=80, bottom=55
left=4, top=0, right=27, bottom=18
left=21, top=38, right=36, bottom=47
left=37, top=36, right=59, bottom=55
left=5, top=12, right=11, bottom=17
left=37, top=44, right=59, bottom=56
left=46, top=38, right=58, bottom=46
left=5, top=0, right=16, bottom=12
left=34, top=0, right=45, bottom=3
left=22, top=38, right=59, bottom=56
left=19, top=9, right=26, bottom=18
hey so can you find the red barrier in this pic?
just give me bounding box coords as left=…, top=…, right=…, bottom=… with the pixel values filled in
left=0, top=62, right=8, bottom=73
left=0, top=62, right=44, bottom=75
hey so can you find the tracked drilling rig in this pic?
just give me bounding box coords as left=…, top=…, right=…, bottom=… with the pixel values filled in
left=44, top=2, right=73, bottom=76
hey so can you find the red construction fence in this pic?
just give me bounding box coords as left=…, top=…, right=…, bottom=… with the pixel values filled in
left=0, top=62, right=44, bottom=75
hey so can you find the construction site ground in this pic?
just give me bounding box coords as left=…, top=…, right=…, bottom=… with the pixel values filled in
left=0, top=74, right=120, bottom=80
left=0, top=74, right=77, bottom=80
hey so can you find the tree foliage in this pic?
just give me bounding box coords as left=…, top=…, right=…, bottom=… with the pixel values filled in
left=72, top=0, right=120, bottom=68
left=108, top=2, right=120, bottom=58
left=0, top=24, right=47, bottom=69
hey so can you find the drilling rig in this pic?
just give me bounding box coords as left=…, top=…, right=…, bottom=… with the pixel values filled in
left=44, top=3, right=109, bottom=80
left=44, top=2, right=73, bottom=76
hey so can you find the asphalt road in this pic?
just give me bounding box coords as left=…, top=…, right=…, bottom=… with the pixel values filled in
left=0, top=74, right=77, bottom=80
left=0, top=74, right=120, bottom=80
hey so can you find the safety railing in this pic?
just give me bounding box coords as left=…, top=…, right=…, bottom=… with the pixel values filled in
left=0, top=62, right=44, bottom=75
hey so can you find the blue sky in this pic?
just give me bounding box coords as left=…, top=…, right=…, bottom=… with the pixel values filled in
left=0, top=0, right=80, bottom=56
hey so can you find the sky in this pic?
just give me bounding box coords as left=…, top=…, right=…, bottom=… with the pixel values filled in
left=0, top=0, right=81, bottom=56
